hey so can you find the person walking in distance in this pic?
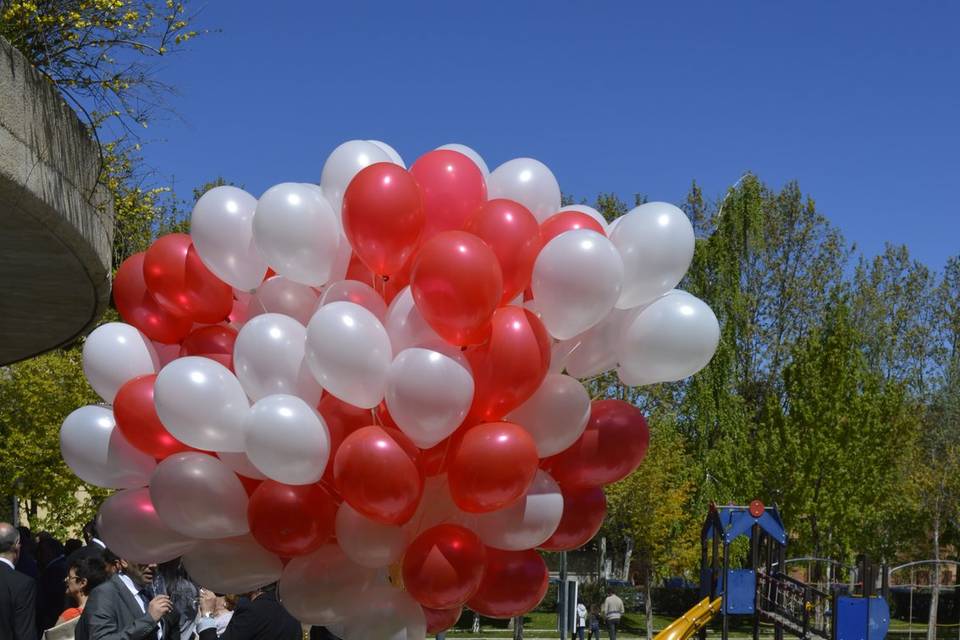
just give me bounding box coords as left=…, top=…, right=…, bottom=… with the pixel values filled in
left=0, top=523, right=37, bottom=640
left=81, top=553, right=178, bottom=640
left=602, top=588, right=624, bottom=640
left=575, top=601, right=587, bottom=640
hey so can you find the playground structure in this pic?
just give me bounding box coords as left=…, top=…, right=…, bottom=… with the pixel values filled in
left=653, top=501, right=891, bottom=640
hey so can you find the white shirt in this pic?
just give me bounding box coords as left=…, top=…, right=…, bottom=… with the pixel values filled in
left=118, top=573, right=163, bottom=640
left=0, top=557, right=14, bottom=570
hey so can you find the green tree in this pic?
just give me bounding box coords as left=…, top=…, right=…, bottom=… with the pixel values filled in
left=0, top=350, right=107, bottom=536
left=604, top=419, right=698, bottom=639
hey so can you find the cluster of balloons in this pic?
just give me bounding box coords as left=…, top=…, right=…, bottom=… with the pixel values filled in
left=60, top=140, right=719, bottom=640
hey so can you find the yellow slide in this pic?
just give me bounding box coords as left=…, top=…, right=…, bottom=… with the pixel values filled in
left=653, top=597, right=723, bottom=640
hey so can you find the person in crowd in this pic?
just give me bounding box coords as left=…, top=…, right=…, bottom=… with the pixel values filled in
left=37, top=536, right=69, bottom=632
left=56, top=557, right=109, bottom=625
left=62, top=543, right=82, bottom=561
left=67, top=525, right=105, bottom=566
left=196, top=584, right=299, bottom=640
left=152, top=561, right=197, bottom=640
left=0, top=522, right=37, bottom=640
left=80, top=552, right=178, bottom=640
left=198, top=592, right=234, bottom=638
left=587, top=605, right=601, bottom=640
left=602, top=588, right=624, bottom=640
left=576, top=601, right=587, bottom=640
left=14, top=528, right=37, bottom=580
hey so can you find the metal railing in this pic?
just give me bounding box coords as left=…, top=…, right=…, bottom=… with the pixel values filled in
left=757, top=571, right=833, bottom=640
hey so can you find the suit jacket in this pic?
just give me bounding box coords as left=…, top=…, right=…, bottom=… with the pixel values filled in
left=37, top=557, right=68, bottom=633
left=0, top=561, right=37, bottom=640
left=82, top=576, right=178, bottom=640
left=198, top=591, right=300, bottom=640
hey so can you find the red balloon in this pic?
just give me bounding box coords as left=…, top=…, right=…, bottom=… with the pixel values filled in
left=463, top=199, right=542, bottom=304
left=247, top=481, right=337, bottom=557
left=343, top=163, right=424, bottom=277
left=447, top=422, right=539, bottom=513
left=540, top=211, right=606, bottom=244
left=113, top=253, right=192, bottom=344
left=318, top=395, right=373, bottom=483
left=538, top=485, right=606, bottom=551
left=545, top=400, right=650, bottom=488
left=113, top=375, right=194, bottom=459
left=420, top=438, right=453, bottom=477
left=423, top=605, right=462, bottom=635
left=236, top=474, right=263, bottom=497
left=402, top=524, right=486, bottom=609
left=467, top=548, right=549, bottom=619
left=411, top=231, right=503, bottom=345
left=143, top=233, right=233, bottom=323
left=466, top=306, right=551, bottom=421
left=180, top=325, right=237, bottom=370
left=333, top=425, right=423, bottom=525
left=410, top=150, right=487, bottom=237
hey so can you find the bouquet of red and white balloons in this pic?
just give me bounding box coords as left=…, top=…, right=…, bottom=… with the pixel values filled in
left=60, top=140, right=719, bottom=639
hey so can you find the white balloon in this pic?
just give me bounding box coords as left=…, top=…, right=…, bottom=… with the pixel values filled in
left=335, top=502, right=409, bottom=569
left=190, top=186, right=268, bottom=291
left=251, top=276, right=319, bottom=325
left=531, top=229, right=624, bottom=340
left=320, top=140, right=391, bottom=216
left=97, top=488, right=196, bottom=564
left=383, top=287, right=442, bottom=354
left=608, top=215, right=626, bottom=235
left=561, top=307, right=639, bottom=378
left=436, top=143, right=490, bottom=177
left=244, top=394, right=330, bottom=485
left=341, top=585, right=426, bottom=640
left=506, top=374, right=590, bottom=457
left=558, top=204, right=609, bottom=233
left=305, top=301, right=392, bottom=408
left=154, top=357, right=250, bottom=452
left=233, top=313, right=322, bottom=405
left=471, top=470, right=563, bottom=550
left=253, top=182, right=340, bottom=287
left=487, top=157, right=561, bottom=223
left=216, top=451, right=266, bottom=480
left=618, top=290, right=720, bottom=385
left=279, top=545, right=379, bottom=625
left=149, top=452, right=249, bottom=539
left=82, top=323, right=158, bottom=403
left=385, top=348, right=474, bottom=448
left=182, top=535, right=283, bottom=594
left=610, top=202, right=695, bottom=309
left=59, top=405, right=155, bottom=489
left=368, top=140, right=406, bottom=168
left=320, top=280, right=387, bottom=322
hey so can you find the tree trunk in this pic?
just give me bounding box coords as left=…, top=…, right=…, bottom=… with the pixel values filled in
left=645, top=568, right=654, bottom=640
left=623, top=537, right=634, bottom=581
left=928, top=508, right=941, bottom=640
left=513, top=615, right=524, bottom=640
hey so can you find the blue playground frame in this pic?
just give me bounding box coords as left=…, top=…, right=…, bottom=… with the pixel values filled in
left=699, top=501, right=890, bottom=640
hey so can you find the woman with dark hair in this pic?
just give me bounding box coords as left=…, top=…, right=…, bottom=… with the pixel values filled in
left=56, top=556, right=109, bottom=624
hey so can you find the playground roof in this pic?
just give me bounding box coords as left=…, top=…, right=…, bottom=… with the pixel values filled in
left=705, top=505, right=788, bottom=545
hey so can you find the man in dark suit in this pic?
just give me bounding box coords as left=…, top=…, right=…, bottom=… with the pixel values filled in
left=66, top=523, right=106, bottom=567
left=36, top=536, right=68, bottom=633
left=0, top=522, right=37, bottom=640
left=82, top=555, right=177, bottom=640
left=196, top=585, right=300, bottom=640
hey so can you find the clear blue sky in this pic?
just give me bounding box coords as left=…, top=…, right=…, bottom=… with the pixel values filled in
left=140, top=1, right=959, bottom=272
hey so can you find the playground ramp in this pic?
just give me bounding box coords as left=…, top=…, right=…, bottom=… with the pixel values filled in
left=654, top=597, right=724, bottom=640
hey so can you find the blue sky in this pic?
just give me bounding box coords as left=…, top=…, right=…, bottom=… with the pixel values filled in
left=140, top=1, right=959, bottom=272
